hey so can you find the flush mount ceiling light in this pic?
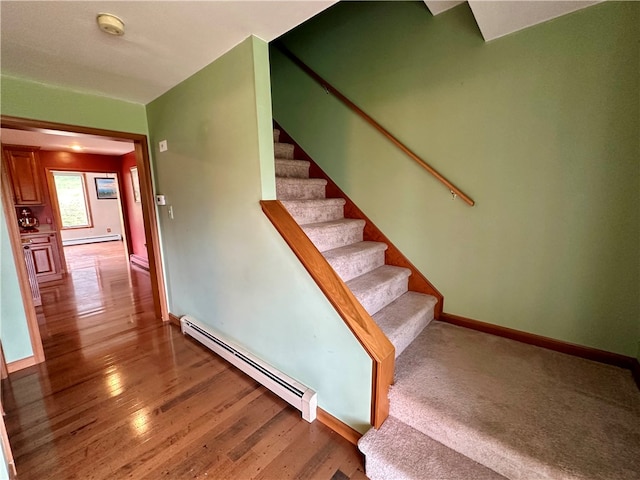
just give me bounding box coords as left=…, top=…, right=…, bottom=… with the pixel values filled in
left=97, top=13, right=125, bottom=36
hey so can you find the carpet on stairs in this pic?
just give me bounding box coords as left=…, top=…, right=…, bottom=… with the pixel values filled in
left=359, top=416, right=506, bottom=480
left=272, top=138, right=436, bottom=358
left=367, top=321, right=640, bottom=480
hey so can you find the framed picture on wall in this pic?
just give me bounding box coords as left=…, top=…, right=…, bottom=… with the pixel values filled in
left=95, top=177, right=118, bottom=199
left=130, top=167, right=141, bottom=203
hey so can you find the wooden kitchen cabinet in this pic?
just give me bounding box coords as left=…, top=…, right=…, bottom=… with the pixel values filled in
left=3, top=146, right=44, bottom=205
left=22, top=232, right=63, bottom=283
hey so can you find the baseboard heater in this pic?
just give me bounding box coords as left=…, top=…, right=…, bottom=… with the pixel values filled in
left=180, top=315, right=317, bottom=422
left=62, top=234, right=122, bottom=246
left=129, top=254, right=149, bottom=271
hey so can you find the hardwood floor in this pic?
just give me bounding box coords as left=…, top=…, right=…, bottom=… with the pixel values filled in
left=3, top=241, right=366, bottom=479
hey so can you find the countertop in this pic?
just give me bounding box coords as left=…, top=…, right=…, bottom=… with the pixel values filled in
left=20, top=224, right=57, bottom=237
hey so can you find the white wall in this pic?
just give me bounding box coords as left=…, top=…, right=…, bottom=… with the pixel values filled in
left=59, top=172, right=124, bottom=243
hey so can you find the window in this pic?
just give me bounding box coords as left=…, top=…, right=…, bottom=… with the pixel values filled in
left=52, top=172, right=92, bottom=229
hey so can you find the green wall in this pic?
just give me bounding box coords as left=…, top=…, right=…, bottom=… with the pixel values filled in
left=146, top=36, right=371, bottom=431
left=1, top=75, right=147, bottom=135
left=1, top=76, right=149, bottom=363
left=0, top=435, right=8, bottom=480
left=0, top=198, right=32, bottom=363
left=272, top=1, right=640, bottom=357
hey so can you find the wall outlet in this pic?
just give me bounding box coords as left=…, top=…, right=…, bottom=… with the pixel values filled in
left=159, top=140, right=168, bottom=152
left=107, top=228, right=112, bottom=233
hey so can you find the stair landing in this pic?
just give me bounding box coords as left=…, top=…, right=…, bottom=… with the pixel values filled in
left=363, top=321, right=640, bottom=480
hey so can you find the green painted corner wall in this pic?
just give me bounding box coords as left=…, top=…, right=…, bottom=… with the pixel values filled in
left=271, top=1, right=640, bottom=357
left=252, top=36, right=278, bottom=201
left=146, top=36, right=372, bottom=432
left=0, top=436, right=8, bottom=480
left=0, top=198, right=32, bottom=363
left=1, top=75, right=148, bottom=135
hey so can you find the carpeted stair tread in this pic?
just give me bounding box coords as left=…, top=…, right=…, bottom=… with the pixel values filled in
left=323, top=241, right=387, bottom=282
left=275, top=159, right=310, bottom=179
left=346, top=265, right=411, bottom=316
left=301, top=218, right=365, bottom=252
left=276, top=177, right=327, bottom=200
left=373, top=292, right=437, bottom=359
left=281, top=198, right=346, bottom=224
left=274, top=142, right=294, bottom=159
left=358, top=416, right=506, bottom=480
left=389, top=321, right=640, bottom=480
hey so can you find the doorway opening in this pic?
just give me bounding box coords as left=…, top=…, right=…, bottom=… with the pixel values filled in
left=1, top=115, right=168, bottom=371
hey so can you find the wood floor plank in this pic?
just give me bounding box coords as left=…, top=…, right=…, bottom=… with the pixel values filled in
left=4, top=241, right=366, bottom=479
left=253, top=422, right=337, bottom=480
left=16, top=359, right=238, bottom=479
left=144, top=393, right=290, bottom=479
left=214, top=410, right=307, bottom=479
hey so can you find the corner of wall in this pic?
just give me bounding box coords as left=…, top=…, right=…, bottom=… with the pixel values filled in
left=0, top=196, right=34, bottom=363
left=250, top=36, right=277, bottom=201
left=146, top=37, right=372, bottom=431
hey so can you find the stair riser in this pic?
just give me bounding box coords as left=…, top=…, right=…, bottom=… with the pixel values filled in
left=391, top=305, right=433, bottom=359
left=274, top=142, right=294, bottom=159
left=276, top=182, right=326, bottom=200
left=284, top=204, right=344, bottom=224
left=359, top=416, right=507, bottom=480
left=352, top=275, right=409, bottom=316
left=328, top=249, right=386, bottom=283
left=381, top=303, right=434, bottom=359
left=363, top=457, right=402, bottom=480
left=303, top=224, right=364, bottom=252
left=275, top=162, right=309, bottom=179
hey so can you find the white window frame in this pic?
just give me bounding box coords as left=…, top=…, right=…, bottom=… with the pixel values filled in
left=51, top=171, right=93, bottom=230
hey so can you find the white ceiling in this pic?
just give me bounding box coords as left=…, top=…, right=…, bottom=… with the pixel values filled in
left=424, top=0, right=602, bottom=41
left=423, top=1, right=465, bottom=16
left=1, top=1, right=605, bottom=106
left=467, top=0, right=602, bottom=41
left=1, top=1, right=602, bottom=154
left=1, top=1, right=336, bottom=155
left=1, top=1, right=337, bottom=105
left=0, top=128, right=134, bottom=155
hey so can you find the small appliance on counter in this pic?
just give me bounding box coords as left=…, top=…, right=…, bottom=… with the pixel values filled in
left=18, top=207, right=39, bottom=232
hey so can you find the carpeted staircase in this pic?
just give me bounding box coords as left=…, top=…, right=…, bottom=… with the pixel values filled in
left=272, top=128, right=640, bottom=480
left=274, top=128, right=438, bottom=361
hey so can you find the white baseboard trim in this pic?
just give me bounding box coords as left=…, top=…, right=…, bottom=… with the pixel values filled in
left=62, top=234, right=122, bottom=246
left=130, top=254, right=149, bottom=271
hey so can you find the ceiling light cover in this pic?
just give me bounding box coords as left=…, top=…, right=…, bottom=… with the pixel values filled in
left=97, top=13, right=125, bottom=36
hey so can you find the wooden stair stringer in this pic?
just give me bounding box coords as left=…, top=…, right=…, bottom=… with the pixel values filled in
left=260, top=200, right=394, bottom=429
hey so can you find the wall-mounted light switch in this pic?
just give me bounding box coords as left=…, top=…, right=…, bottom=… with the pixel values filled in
left=156, top=195, right=166, bottom=205
left=168, top=205, right=174, bottom=220
left=159, top=140, right=168, bottom=152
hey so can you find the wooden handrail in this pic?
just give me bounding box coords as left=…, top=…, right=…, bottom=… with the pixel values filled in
left=261, top=200, right=395, bottom=428
left=276, top=44, right=475, bottom=207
